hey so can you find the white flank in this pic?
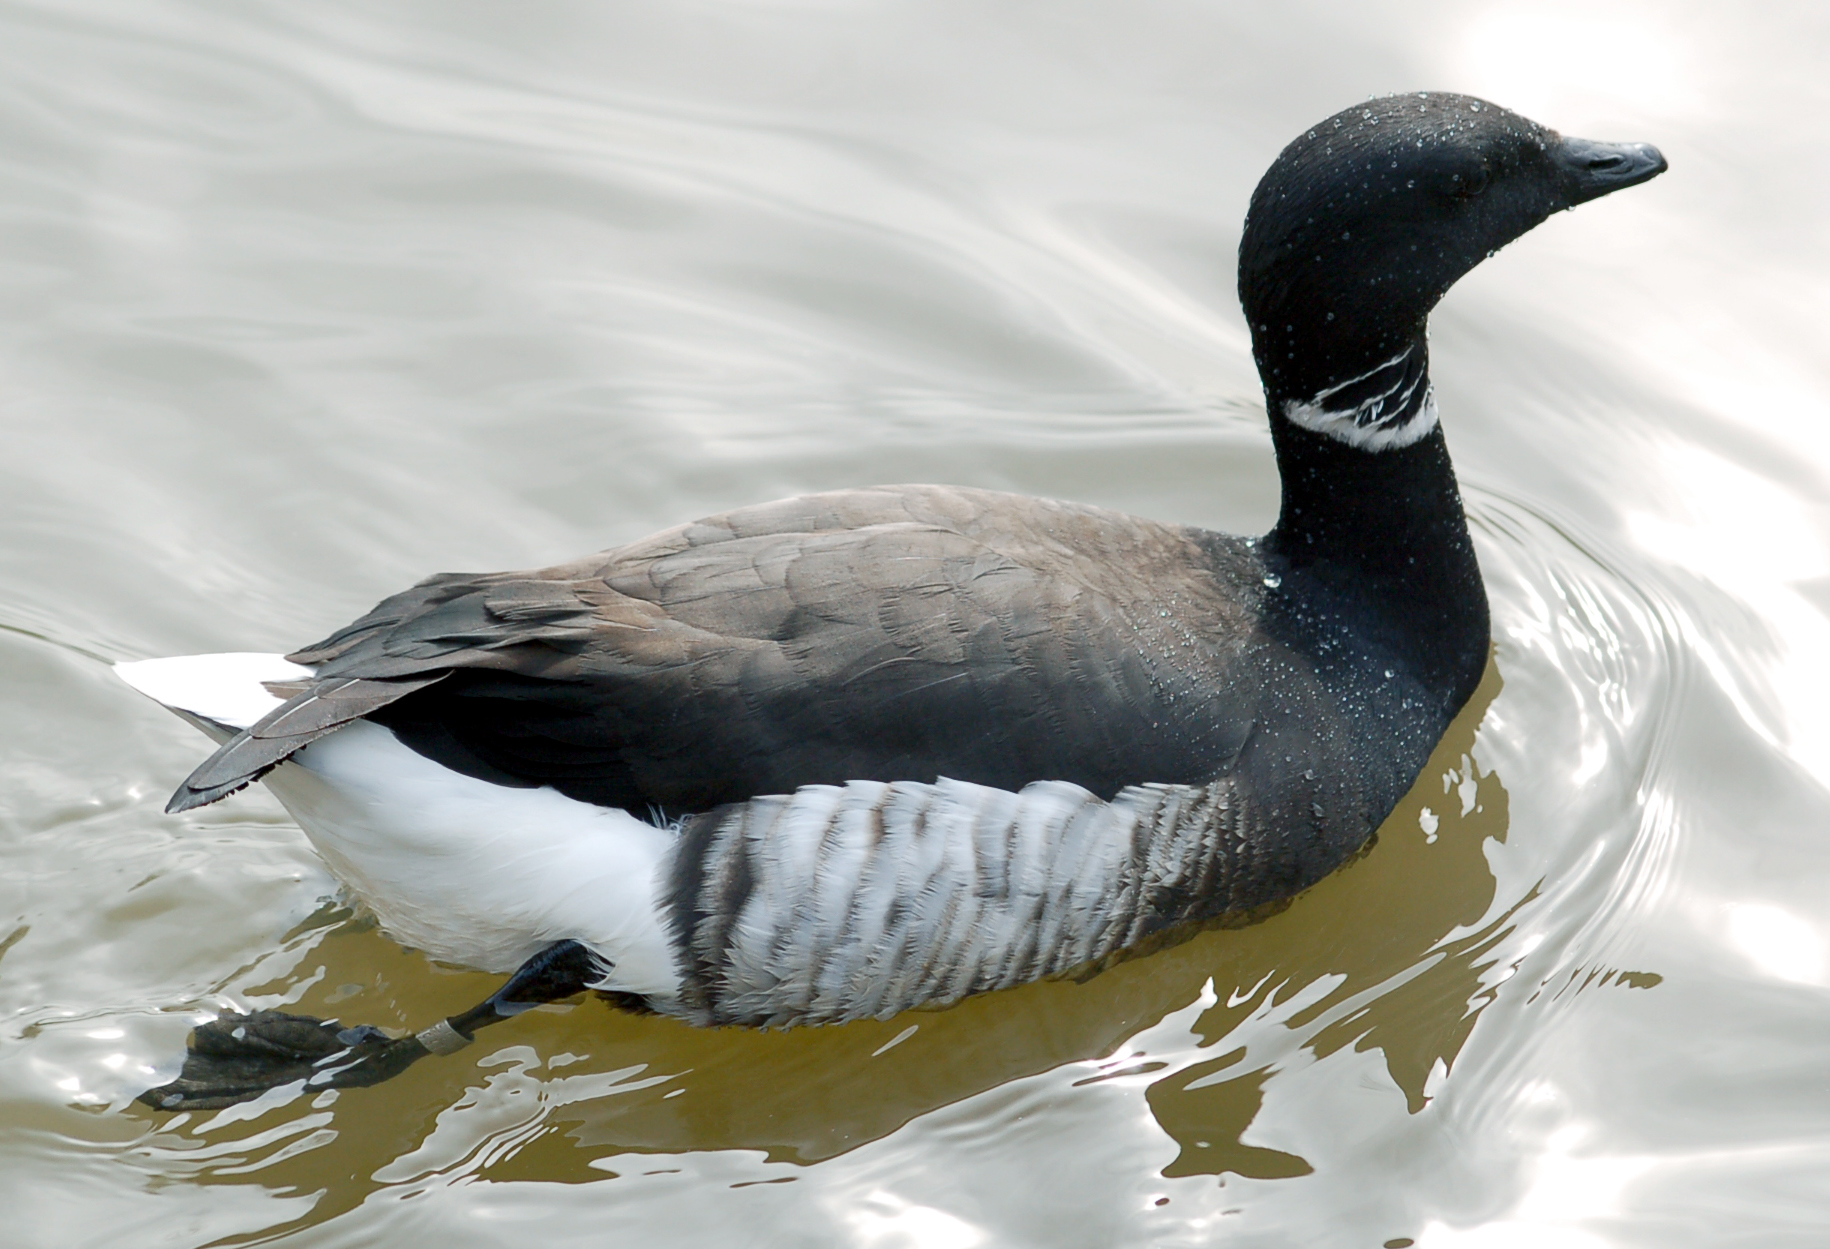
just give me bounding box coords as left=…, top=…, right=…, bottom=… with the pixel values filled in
left=268, top=723, right=678, bottom=996
left=116, top=654, right=681, bottom=1001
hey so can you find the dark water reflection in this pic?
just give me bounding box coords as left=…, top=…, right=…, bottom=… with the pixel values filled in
left=5, top=0, right=1830, bottom=1245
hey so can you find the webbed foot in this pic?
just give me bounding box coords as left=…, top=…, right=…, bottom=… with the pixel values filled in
left=139, top=1009, right=430, bottom=1111
left=140, top=941, right=604, bottom=1112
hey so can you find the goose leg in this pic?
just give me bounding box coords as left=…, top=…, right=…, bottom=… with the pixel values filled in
left=140, top=940, right=602, bottom=1111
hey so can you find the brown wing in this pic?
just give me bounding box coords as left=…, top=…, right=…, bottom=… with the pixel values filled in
left=171, top=486, right=1267, bottom=815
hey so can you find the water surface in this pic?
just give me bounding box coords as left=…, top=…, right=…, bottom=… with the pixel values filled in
left=4, top=2, right=1830, bottom=1245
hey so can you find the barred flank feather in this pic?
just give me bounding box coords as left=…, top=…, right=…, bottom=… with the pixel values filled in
left=662, top=774, right=1282, bottom=1027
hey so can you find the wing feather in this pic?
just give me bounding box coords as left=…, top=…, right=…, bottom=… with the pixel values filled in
left=170, top=486, right=1265, bottom=814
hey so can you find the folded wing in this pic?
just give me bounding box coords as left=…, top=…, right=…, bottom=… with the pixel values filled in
left=170, top=486, right=1264, bottom=815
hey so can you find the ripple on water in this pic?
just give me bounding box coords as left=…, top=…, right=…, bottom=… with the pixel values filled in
left=3, top=2, right=1828, bottom=1246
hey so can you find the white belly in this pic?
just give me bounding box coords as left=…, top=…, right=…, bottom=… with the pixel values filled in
left=261, top=721, right=680, bottom=998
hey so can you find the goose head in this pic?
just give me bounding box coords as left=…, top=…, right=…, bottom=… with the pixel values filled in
left=1238, top=92, right=1666, bottom=451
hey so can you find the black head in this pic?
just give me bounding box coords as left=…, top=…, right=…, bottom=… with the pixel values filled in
left=1239, top=93, right=1665, bottom=447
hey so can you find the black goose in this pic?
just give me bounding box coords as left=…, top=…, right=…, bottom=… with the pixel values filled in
left=117, top=92, right=1664, bottom=1109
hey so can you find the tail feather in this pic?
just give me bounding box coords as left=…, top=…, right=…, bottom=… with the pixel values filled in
left=115, top=653, right=309, bottom=732
left=114, top=654, right=444, bottom=813
left=167, top=674, right=446, bottom=812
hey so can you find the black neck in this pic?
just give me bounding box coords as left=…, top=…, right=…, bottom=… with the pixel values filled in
left=1265, top=414, right=1466, bottom=572
left=1261, top=388, right=1488, bottom=711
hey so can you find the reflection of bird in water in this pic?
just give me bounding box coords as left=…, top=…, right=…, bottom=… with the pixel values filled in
left=116, top=93, right=1664, bottom=1111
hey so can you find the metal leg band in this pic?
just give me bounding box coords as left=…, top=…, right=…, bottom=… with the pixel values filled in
left=416, top=1018, right=474, bottom=1056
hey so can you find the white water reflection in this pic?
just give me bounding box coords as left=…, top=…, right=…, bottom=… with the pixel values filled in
left=1726, top=904, right=1827, bottom=986
left=1418, top=1124, right=1654, bottom=1249
left=1628, top=444, right=1830, bottom=784
left=1454, top=4, right=1699, bottom=125
left=844, top=1192, right=988, bottom=1249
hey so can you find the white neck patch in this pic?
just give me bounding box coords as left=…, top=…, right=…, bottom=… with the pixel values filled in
left=1281, top=345, right=1439, bottom=452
